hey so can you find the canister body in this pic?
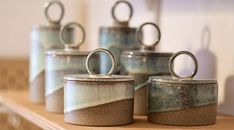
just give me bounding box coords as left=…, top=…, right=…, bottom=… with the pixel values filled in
left=148, top=79, right=218, bottom=125
left=121, top=53, right=172, bottom=115
left=99, top=27, right=140, bottom=74
left=64, top=80, right=134, bottom=126
left=45, top=53, right=99, bottom=113
left=30, top=27, right=72, bottom=103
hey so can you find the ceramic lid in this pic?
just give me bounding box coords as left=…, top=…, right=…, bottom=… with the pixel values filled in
left=149, top=51, right=217, bottom=84
left=46, top=22, right=87, bottom=56
left=122, top=50, right=173, bottom=57
left=122, top=22, right=173, bottom=57
left=64, top=48, right=134, bottom=82
left=32, top=0, right=65, bottom=29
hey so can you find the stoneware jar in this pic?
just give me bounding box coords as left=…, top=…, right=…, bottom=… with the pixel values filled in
left=30, top=0, right=73, bottom=103
left=121, top=22, right=173, bottom=115
left=148, top=51, right=218, bottom=126
left=64, top=48, right=134, bottom=126
left=99, top=0, right=141, bottom=74
left=45, top=22, right=98, bottom=113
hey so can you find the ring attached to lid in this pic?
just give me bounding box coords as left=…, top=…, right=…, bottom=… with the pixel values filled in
left=60, top=22, right=85, bottom=50
left=44, top=0, right=64, bottom=25
left=111, top=0, right=133, bottom=24
left=86, top=48, right=116, bottom=76
left=136, top=22, right=161, bottom=50
left=169, top=51, right=198, bottom=79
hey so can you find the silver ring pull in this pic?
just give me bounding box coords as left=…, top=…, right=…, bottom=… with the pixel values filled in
left=111, top=0, right=133, bottom=25
left=86, top=48, right=116, bottom=76
left=60, top=22, right=85, bottom=50
left=137, top=22, right=161, bottom=50
left=169, top=51, right=198, bottom=79
left=44, top=0, right=64, bottom=25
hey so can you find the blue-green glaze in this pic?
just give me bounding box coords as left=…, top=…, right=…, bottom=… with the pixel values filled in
left=121, top=52, right=173, bottom=115
left=99, top=27, right=141, bottom=74
left=29, top=26, right=73, bottom=103
left=148, top=78, right=218, bottom=113
left=45, top=52, right=99, bottom=113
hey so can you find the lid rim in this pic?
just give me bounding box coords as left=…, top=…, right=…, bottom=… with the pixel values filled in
left=64, top=74, right=134, bottom=82
left=149, top=76, right=217, bottom=84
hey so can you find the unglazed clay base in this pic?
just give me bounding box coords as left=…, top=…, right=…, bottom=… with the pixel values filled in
left=65, top=99, right=133, bottom=126
left=148, top=104, right=217, bottom=126
left=46, top=88, right=63, bottom=113
left=134, top=86, right=147, bottom=115
left=30, top=71, right=45, bottom=104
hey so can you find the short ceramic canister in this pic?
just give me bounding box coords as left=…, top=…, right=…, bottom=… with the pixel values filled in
left=45, top=22, right=99, bottom=113
left=64, top=48, right=134, bottom=126
left=121, top=22, right=173, bottom=115
left=99, top=0, right=141, bottom=74
left=30, top=1, right=73, bottom=104
left=148, top=51, right=218, bottom=126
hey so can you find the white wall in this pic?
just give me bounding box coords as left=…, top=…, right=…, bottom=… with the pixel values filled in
left=0, top=0, right=234, bottom=115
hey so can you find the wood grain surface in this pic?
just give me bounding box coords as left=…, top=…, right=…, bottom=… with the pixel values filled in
left=0, top=90, right=234, bottom=130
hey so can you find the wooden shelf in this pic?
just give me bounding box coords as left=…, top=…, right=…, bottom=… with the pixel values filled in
left=0, top=90, right=234, bottom=130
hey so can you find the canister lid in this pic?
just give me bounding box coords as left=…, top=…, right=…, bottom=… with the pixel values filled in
left=122, top=22, right=173, bottom=57
left=64, top=74, right=134, bottom=82
left=64, top=48, right=134, bottom=82
left=149, top=76, right=217, bottom=84
left=122, top=50, right=173, bottom=57
left=149, top=51, right=217, bottom=84
left=111, top=1, right=133, bottom=27
left=46, top=22, right=87, bottom=56
left=46, top=49, right=89, bottom=56
left=32, top=0, right=65, bottom=29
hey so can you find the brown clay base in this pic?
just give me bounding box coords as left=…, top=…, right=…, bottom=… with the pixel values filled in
left=134, top=86, right=147, bottom=115
left=46, top=88, right=64, bottom=113
left=30, top=71, right=45, bottom=104
left=148, top=104, right=217, bottom=126
left=65, top=99, right=133, bottom=126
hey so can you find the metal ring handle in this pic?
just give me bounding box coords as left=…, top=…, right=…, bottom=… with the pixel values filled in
left=60, top=22, right=85, bottom=50
left=111, top=0, right=133, bottom=24
left=137, top=22, right=161, bottom=48
left=169, top=51, right=198, bottom=79
left=86, top=48, right=116, bottom=76
left=44, top=0, right=64, bottom=25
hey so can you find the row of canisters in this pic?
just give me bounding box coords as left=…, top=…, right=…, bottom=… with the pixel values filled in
left=29, top=0, right=218, bottom=126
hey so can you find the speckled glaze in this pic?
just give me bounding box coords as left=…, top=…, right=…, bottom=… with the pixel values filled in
left=30, top=27, right=73, bottom=104
left=121, top=51, right=173, bottom=115
left=45, top=51, right=99, bottom=113
left=147, top=51, right=218, bottom=126
left=99, top=27, right=140, bottom=74
left=148, top=77, right=218, bottom=125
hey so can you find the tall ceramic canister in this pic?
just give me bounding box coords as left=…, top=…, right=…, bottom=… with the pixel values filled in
left=121, top=22, right=173, bottom=115
left=148, top=51, right=218, bottom=125
left=30, top=0, right=73, bottom=103
left=99, top=0, right=141, bottom=74
left=64, top=48, right=134, bottom=126
left=45, top=22, right=98, bottom=113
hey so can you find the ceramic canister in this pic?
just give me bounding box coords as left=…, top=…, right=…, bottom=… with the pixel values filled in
left=64, top=48, right=134, bottom=126
left=99, top=0, right=141, bottom=74
left=148, top=51, right=218, bottom=126
left=121, top=22, right=173, bottom=115
left=45, top=22, right=99, bottom=113
left=30, top=0, right=73, bottom=103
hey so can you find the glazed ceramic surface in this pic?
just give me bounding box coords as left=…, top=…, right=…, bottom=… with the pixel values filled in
left=121, top=22, right=173, bottom=115
left=64, top=48, right=134, bottom=126
left=29, top=1, right=72, bottom=103
left=147, top=51, right=218, bottom=126
left=99, top=1, right=141, bottom=74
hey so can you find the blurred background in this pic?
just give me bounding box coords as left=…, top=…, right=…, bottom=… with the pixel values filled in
left=0, top=0, right=234, bottom=129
